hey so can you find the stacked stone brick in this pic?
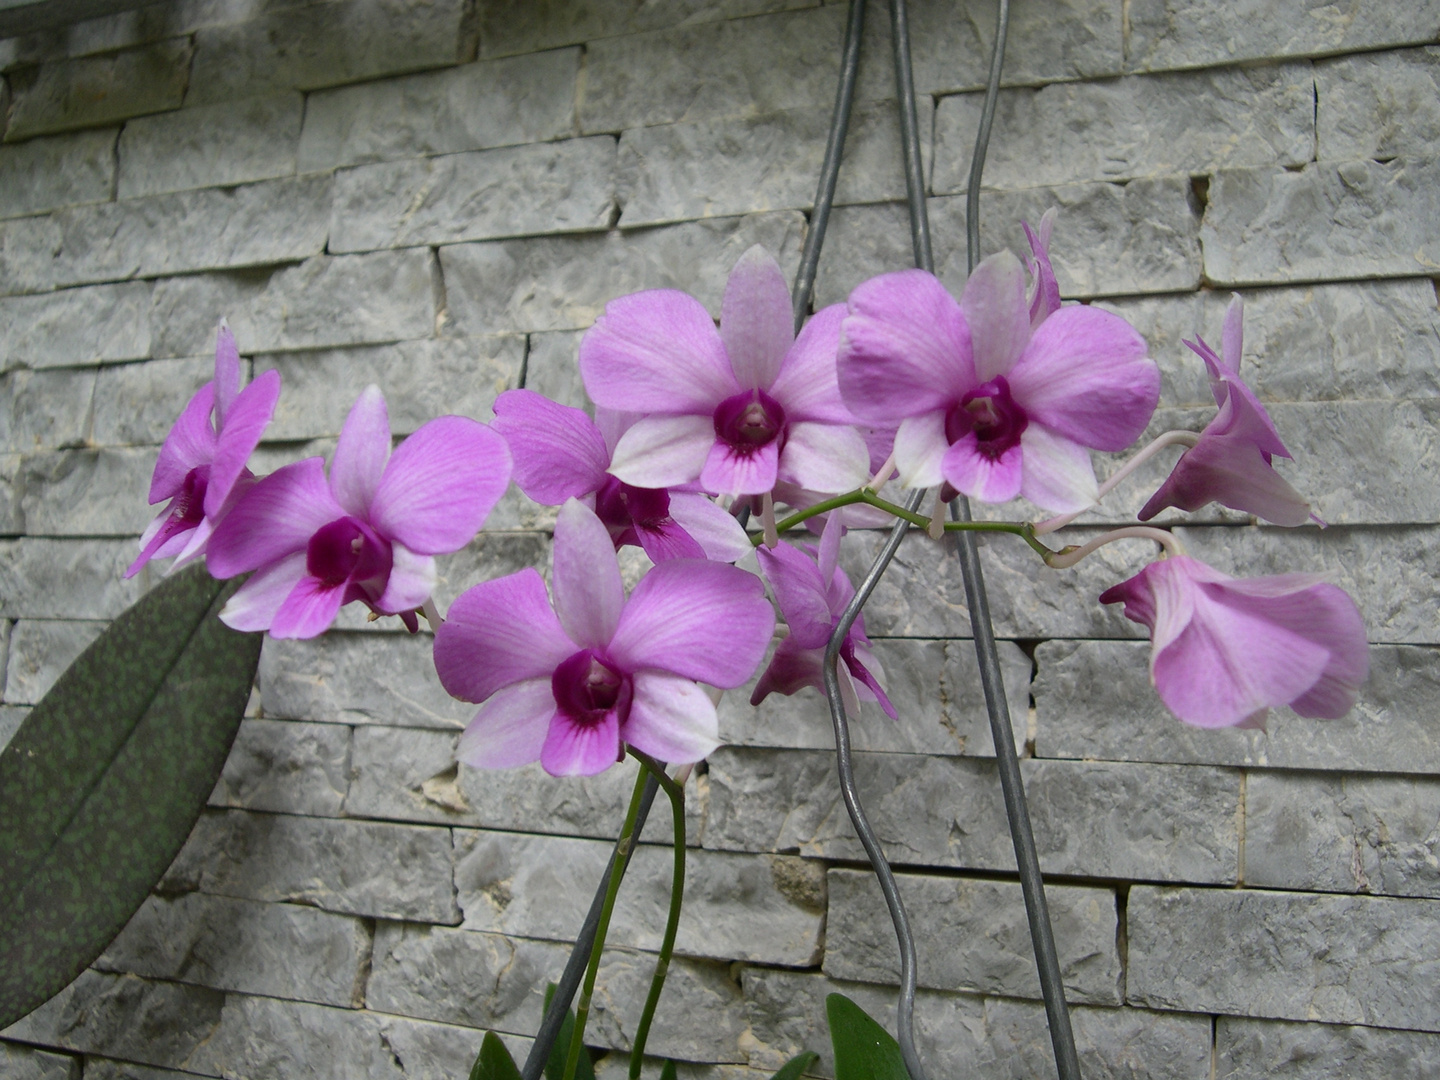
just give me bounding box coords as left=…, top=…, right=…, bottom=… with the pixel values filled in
left=2, top=0, right=1439, bottom=1076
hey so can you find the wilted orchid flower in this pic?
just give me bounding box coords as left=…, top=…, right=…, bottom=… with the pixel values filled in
left=435, top=499, right=775, bottom=776
left=1139, top=295, right=1312, bottom=527
left=207, top=386, right=511, bottom=639
left=838, top=225, right=1160, bottom=513
left=491, top=389, right=751, bottom=562
left=579, top=245, right=871, bottom=498
left=752, top=514, right=895, bottom=720
left=127, top=323, right=280, bottom=578
left=1101, top=554, right=1367, bottom=729
left=1022, top=208, right=1061, bottom=329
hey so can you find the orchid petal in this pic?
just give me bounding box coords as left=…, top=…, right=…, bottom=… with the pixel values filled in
left=1138, top=434, right=1311, bottom=527
left=756, top=541, right=831, bottom=649
left=268, top=575, right=348, bottom=640
left=846, top=641, right=897, bottom=719
left=374, top=543, right=437, bottom=615
left=1022, top=209, right=1062, bottom=329
left=636, top=521, right=706, bottom=562
left=1220, top=293, right=1244, bottom=375
left=205, top=368, right=280, bottom=518
left=960, top=250, right=1031, bottom=382
left=1018, top=424, right=1100, bottom=513
left=751, top=637, right=825, bottom=705
left=608, top=415, right=715, bottom=489
left=168, top=515, right=216, bottom=573
left=492, top=389, right=610, bottom=505
left=768, top=304, right=853, bottom=424
left=700, top=440, right=779, bottom=498
left=457, top=678, right=556, bottom=770
left=818, top=512, right=843, bottom=583
left=622, top=671, right=721, bottom=764
left=213, top=321, right=242, bottom=426
left=941, top=434, right=1024, bottom=504
left=553, top=499, right=626, bottom=650
left=893, top=411, right=949, bottom=489
left=150, top=383, right=218, bottom=503
left=721, top=245, right=793, bottom=391
left=126, top=505, right=194, bottom=578
left=434, top=568, right=575, bottom=703
left=666, top=493, right=754, bottom=563
left=331, top=385, right=392, bottom=518
left=218, top=551, right=309, bottom=632
left=777, top=421, right=871, bottom=495
left=541, top=709, right=621, bottom=777
left=205, top=458, right=345, bottom=577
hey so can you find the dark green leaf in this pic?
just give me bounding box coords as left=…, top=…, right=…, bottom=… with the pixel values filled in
left=470, top=1031, right=524, bottom=1080
left=543, top=982, right=598, bottom=1080
left=769, top=1052, right=819, bottom=1080
left=658, top=1061, right=678, bottom=1080
left=0, top=564, right=261, bottom=1030
left=826, top=993, right=908, bottom=1080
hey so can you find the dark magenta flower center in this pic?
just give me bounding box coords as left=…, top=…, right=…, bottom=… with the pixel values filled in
left=945, top=376, right=1028, bottom=460
left=552, top=649, right=633, bottom=727
left=595, top=477, right=673, bottom=534
left=714, top=389, right=787, bottom=452
left=170, top=466, right=211, bottom=530
left=307, top=516, right=393, bottom=593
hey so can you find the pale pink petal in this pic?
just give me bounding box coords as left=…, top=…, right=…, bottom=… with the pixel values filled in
left=213, top=321, right=242, bottom=426
left=817, top=512, right=843, bottom=584
left=580, top=290, right=740, bottom=413
left=457, top=678, right=556, bottom=770
left=205, top=369, right=280, bottom=518
left=150, top=383, right=218, bottom=503
left=1022, top=209, right=1062, bottom=329
left=608, top=415, right=715, bottom=489
left=892, top=411, right=949, bottom=489
left=846, top=641, right=897, bottom=719
left=553, top=499, right=626, bottom=650
left=167, top=515, right=216, bottom=573
left=541, top=710, right=622, bottom=776
left=1220, top=293, right=1244, bottom=374
left=1018, top=425, right=1099, bottom=513
left=268, top=575, right=348, bottom=640
left=331, top=385, right=392, bottom=517
left=666, top=493, right=754, bottom=562
left=217, top=551, right=308, bottom=632
left=1138, top=434, right=1310, bottom=527
left=838, top=269, right=976, bottom=423
left=721, top=245, right=793, bottom=391
left=125, top=506, right=195, bottom=578
left=778, top=422, right=871, bottom=495
left=941, top=434, right=1024, bottom=504
left=434, top=568, right=575, bottom=703
left=768, top=304, right=853, bottom=424
left=1006, top=306, right=1159, bottom=452
left=757, top=541, right=831, bottom=648
left=492, top=389, right=610, bottom=505
left=622, top=670, right=721, bottom=764
left=595, top=407, right=639, bottom=458
left=205, top=458, right=345, bottom=578
left=374, top=543, right=437, bottom=614
left=609, top=559, right=774, bottom=688
left=960, top=250, right=1031, bottom=382
left=636, top=521, right=706, bottom=562
left=750, top=637, right=825, bottom=705
left=700, top=440, right=779, bottom=498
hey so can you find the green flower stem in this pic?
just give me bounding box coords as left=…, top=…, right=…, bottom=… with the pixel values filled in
left=626, top=749, right=687, bottom=1079
left=562, top=763, right=649, bottom=1080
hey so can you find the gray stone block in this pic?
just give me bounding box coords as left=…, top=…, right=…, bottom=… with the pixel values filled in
left=92, top=356, right=213, bottom=447
left=934, top=63, right=1314, bottom=194
left=329, top=136, right=616, bottom=253
left=1125, top=0, right=1440, bottom=73
left=0, top=538, right=140, bottom=618
left=0, top=617, right=9, bottom=693
left=455, top=828, right=824, bottom=965
left=0, top=366, right=95, bottom=454
left=1127, top=886, right=1440, bottom=1030
left=1202, top=160, right=1440, bottom=286
left=97, top=892, right=369, bottom=1007
left=1245, top=772, right=1440, bottom=897
left=1318, top=47, right=1440, bottom=163
left=18, top=447, right=155, bottom=536
left=704, top=748, right=1240, bottom=883
left=297, top=47, right=581, bottom=172
left=0, top=128, right=115, bottom=220
left=1, top=618, right=105, bottom=703
left=163, top=808, right=459, bottom=923
left=0, top=281, right=151, bottom=372
left=0, top=455, right=18, bottom=534
left=0, top=214, right=63, bottom=297
left=523, top=329, right=587, bottom=408
left=3, top=38, right=190, bottom=140
left=0, top=1042, right=76, bottom=1079
left=116, top=92, right=303, bottom=199
left=69, top=1060, right=207, bottom=1080
left=1035, top=641, right=1440, bottom=775
left=439, top=210, right=805, bottom=334
left=825, top=868, right=1121, bottom=1005
left=1216, top=1016, right=1440, bottom=1080
left=185, top=0, right=471, bottom=106
left=210, top=718, right=350, bottom=818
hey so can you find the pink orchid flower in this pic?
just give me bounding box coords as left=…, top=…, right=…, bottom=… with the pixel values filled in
left=1139, top=295, right=1312, bottom=527
left=752, top=514, right=895, bottom=719
left=490, top=388, right=751, bottom=562
left=1101, top=554, right=1368, bottom=729
left=206, top=386, right=511, bottom=639
left=1022, top=207, right=1062, bottom=330
left=435, top=499, right=775, bottom=776
left=578, top=245, right=871, bottom=498
left=837, top=227, right=1160, bottom=513
left=127, top=323, right=280, bottom=578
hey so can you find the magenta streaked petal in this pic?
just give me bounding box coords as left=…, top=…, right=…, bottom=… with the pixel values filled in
left=374, top=543, right=437, bottom=614
left=167, top=515, right=216, bottom=574
left=434, top=568, right=574, bottom=703
left=213, top=322, right=242, bottom=426
left=580, top=289, right=740, bottom=413
left=757, top=540, right=831, bottom=648
left=846, top=641, right=897, bottom=719
left=1138, top=433, right=1311, bottom=527
left=838, top=269, right=976, bottom=423
left=666, top=493, right=754, bottom=562
left=1018, top=424, right=1099, bottom=513
left=960, top=250, right=1031, bottom=382
left=371, top=416, right=511, bottom=555
left=817, top=511, right=843, bottom=583
left=941, top=434, right=1024, bottom=504
left=541, top=709, right=622, bottom=777
left=126, top=506, right=193, bottom=578
left=218, top=551, right=309, bottom=632
left=778, top=421, right=871, bottom=495
left=1006, top=305, right=1159, bottom=452
left=1214, top=373, right=1291, bottom=461
left=750, top=637, right=824, bottom=704
left=608, top=414, right=714, bottom=489
left=636, top=521, right=707, bottom=562
left=492, top=389, right=610, bottom=505
left=622, top=671, right=721, bottom=764
left=609, top=559, right=775, bottom=688
left=769, top=304, right=853, bottom=424
left=205, top=368, right=280, bottom=518
left=268, top=575, right=348, bottom=640
left=700, top=439, right=779, bottom=498
left=150, top=383, right=218, bottom=503
left=206, top=458, right=345, bottom=577
left=1022, top=209, right=1062, bottom=329
left=330, top=385, right=392, bottom=517
left=456, top=678, right=555, bottom=770
left=893, top=411, right=949, bottom=489
left=721, top=245, right=793, bottom=391
left=553, top=499, right=625, bottom=650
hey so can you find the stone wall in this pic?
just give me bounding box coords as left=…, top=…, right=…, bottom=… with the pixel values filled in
left=3, top=0, right=1439, bottom=1077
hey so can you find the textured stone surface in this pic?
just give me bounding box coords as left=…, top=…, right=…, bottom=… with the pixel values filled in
left=4, top=38, right=190, bottom=140
left=1216, top=1016, right=1440, bottom=1080
left=163, top=808, right=459, bottom=923
left=0, top=367, right=96, bottom=454
left=0, top=128, right=115, bottom=220
left=0, top=214, right=63, bottom=297
left=1202, top=160, right=1440, bottom=286
left=934, top=63, right=1314, bottom=193
left=1317, top=47, right=1440, bottom=162
left=826, top=869, right=1120, bottom=1004
left=1127, top=886, right=1440, bottom=1029
left=0, top=1041, right=76, bottom=1079
left=1, top=617, right=105, bottom=703
left=98, top=892, right=369, bottom=1007
left=116, top=93, right=303, bottom=198
left=0, top=538, right=140, bottom=618
left=523, top=329, right=588, bottom=409
left=705, top=748, right=1240, bottom=883
left=1245, top=772, right=1440, bottom=897
left=1035, top=641, right=1440, bottom=775
left=439, top=210, right=805, bottom=334
left=92, top=356, right=212, bottom=447
left=329, top=136, right=616, bottom=252
left=209, top=718, right=351, bottom=818
left=297, top=47, right=580, bottom=171
left=18, top=447, right=155, bottom=535
left=457, top=829, right=824, bottom=964
left=0, top=282, right=150, bottom=372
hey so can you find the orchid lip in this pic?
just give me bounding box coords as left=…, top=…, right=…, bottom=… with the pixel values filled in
left=595, top=476, right=673, bottom=533
left=307, top=515, right=393, bottom=592
left=552, top=649, right=633, bottom=726
left=714, top=389, right=787, bottom=452
left=945, top=375, right=1028, bottom=458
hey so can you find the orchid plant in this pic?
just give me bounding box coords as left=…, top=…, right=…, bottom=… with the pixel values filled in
left=129, top=216, right=1368, bottom=1079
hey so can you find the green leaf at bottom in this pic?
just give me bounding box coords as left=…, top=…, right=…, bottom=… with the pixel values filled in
left=827, top=993, right=908, bottom=1080
left=471, top=1031, right=524, bottom=1080
left=769, top=1052, right=819, bottom=1080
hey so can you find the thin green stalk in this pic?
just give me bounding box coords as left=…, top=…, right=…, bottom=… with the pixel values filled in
left=626, top=750, right=686, bottom=1079
left=562, top=764, right=649, bottom=1080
